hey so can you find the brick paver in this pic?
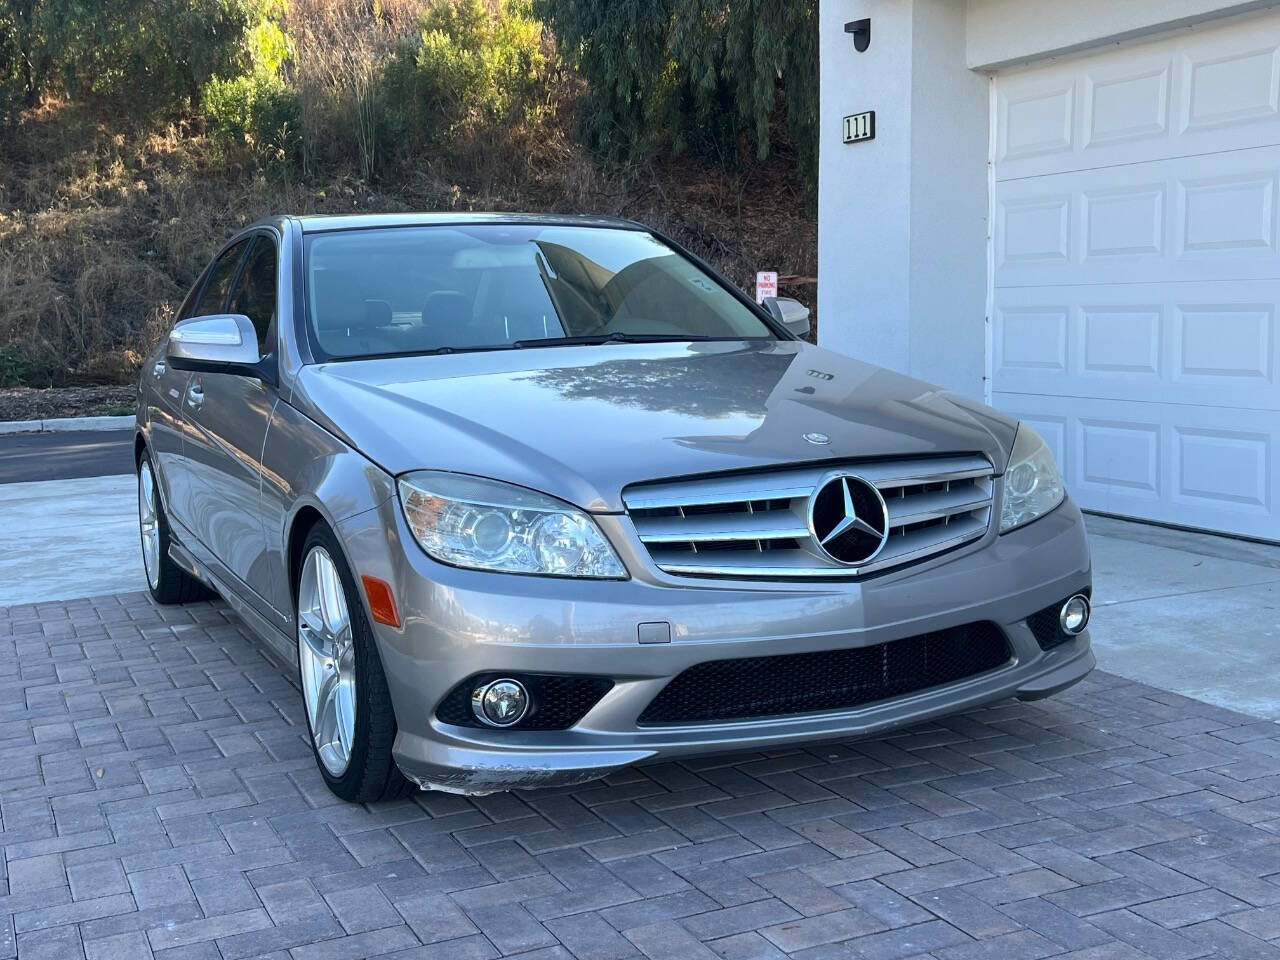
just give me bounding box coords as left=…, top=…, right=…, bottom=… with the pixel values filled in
left=2, top=592, right=1279, bottom=959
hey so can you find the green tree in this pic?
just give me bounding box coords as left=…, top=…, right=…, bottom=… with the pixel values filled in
left=535, top=0, right=816, bottom=186
left=0, top=0, right=54, bottom=118
left=0, top=0, right=273, bottom=120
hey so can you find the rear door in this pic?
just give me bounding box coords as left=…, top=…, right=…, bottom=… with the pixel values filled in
left=183, top=233, right=282, bottom=615
left=146, top=289, right=195, bottom=513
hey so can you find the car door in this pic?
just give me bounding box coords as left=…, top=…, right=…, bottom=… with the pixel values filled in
left=163, top=239, right=251, bottom=531
left=182, top=233, right=281, bottom=615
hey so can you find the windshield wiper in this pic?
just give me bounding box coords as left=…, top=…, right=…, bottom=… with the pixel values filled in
left=512, top=332, right=719, bottom=349
left=331, top=344, right=517, bottom=362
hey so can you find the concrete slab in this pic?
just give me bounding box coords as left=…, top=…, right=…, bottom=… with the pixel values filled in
left=1087, top=514, right=1280, bottom=720
left=0, top=475, right=145, bottom=606
left=1090, top=579, right=1280, bottom=719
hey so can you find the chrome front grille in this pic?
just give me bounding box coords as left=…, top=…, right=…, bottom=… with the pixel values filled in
left=622, top=455, right=994, bottom=579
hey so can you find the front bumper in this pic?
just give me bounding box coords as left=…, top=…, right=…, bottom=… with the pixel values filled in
left=338, top=496, right=1094, bottom=794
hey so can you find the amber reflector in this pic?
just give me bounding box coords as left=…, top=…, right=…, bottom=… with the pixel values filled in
left=360, top=575, right=401, bottom=627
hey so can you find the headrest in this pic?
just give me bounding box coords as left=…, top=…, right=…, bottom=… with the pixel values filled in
left=422, top=290, right=472, bottom=330
left=313, top=270, right=387, bottom=333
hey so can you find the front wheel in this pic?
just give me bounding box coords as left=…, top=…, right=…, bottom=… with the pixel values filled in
left=295, top=523, right=407, bottom=802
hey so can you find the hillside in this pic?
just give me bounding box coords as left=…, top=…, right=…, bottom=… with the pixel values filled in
left=0, top=103, right=816, bottom=390
left=0, top=0, right=818, bottom=391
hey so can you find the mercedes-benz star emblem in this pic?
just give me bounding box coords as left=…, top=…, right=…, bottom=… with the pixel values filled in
left=808, top=474, right=890, bottom=566
left=803, top=432, right=830, bottom=445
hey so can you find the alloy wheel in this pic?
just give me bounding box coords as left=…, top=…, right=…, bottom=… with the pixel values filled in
left=138, top=462, right=161, bottom=590
left=297, top=546, right=357, bottom=776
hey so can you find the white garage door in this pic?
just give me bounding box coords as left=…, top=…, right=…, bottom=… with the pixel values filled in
left=991, top=12, right=1280, bottom=541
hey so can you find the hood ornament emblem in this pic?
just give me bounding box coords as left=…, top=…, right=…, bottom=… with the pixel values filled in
left=803, top=432, right=830, bottom=445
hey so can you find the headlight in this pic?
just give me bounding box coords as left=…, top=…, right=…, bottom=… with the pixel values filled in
left=398, top=471, right=626, bottom=578
left=999, top=424, right=1065, bottom=533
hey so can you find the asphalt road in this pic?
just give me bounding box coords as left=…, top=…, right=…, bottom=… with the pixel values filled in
left=0, top=429, right=134, bottom=483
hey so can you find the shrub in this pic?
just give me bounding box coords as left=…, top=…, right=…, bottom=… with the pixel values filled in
left=286, top=0, right=419, bottom=180
left=0, top=345, right=60, bottom=388
left=204, top=71, right=301, bottom=167
left=382, top=0, right=547, bottom=149
left=203, top=19, right=300, bottom=167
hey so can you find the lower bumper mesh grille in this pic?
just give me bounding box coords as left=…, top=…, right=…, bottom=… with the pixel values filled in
left=637, top=622, right=1012, bottom=725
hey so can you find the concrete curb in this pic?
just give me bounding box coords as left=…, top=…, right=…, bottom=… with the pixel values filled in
left=0, top=415, right=134, bottom=436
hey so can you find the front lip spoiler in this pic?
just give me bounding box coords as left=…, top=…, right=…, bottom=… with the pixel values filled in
left=391, top=642, right=1096, bottom=795
left=1015, top=648, right=1097, bottom=700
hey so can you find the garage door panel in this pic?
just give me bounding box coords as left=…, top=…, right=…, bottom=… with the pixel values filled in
left=1176, top=301, right=1275, bottom=387
left=994, top=11, right=1280, bottom=539
left=997, top=14, right=1280, bottom=181
left=1179, top=29, right=1280, bottom=134
left=997, top=77, right=1076, bottom=168
left=992, top=393, right=1280, bottom=537
left=995, top=146, right=1280, bottom=287
left=1083, top=61, right=1172, bottom=152
left=993, top=282, right=1280, bottom=411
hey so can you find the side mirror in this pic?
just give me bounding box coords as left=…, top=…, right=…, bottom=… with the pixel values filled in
left=167, top=314, right=270, bottom=380
left=764, top=296, right=812, bottom=338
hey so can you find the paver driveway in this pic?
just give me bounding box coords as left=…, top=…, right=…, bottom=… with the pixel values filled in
left=2, top=593, right=1279, bottom=960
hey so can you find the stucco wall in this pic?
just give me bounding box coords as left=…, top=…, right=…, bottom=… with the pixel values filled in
left=907, top=1, right=989, bottom=398
left=818, top=0, right=916, bottom=378
left=818, top=0, right=988, bottom=400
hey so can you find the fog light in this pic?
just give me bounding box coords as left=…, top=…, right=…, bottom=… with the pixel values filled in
left=471, top=678, right=530, bottom=727
left=1059, top=594, right=1091, bottom=635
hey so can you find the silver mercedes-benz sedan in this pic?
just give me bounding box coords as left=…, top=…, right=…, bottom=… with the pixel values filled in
left=134, top=213, right=1094, bottom=802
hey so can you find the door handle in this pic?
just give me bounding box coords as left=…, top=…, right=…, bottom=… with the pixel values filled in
left=153, top=360, right=166, bottom=378
left=185, top=383, right=204, bottom=410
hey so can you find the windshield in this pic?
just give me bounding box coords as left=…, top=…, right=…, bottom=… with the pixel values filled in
left=303, top=224, right=776, bottom=358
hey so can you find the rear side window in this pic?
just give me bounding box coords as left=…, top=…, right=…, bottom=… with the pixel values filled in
left=228, top=237, right=278, bottom=353
left=194, top=239, right=249, bottom=317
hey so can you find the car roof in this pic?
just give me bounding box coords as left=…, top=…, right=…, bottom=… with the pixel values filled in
left=287, top=212, right=648, bottom=234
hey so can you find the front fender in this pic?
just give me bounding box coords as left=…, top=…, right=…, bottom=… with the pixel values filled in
left=260, top=399, right=396, bottom=618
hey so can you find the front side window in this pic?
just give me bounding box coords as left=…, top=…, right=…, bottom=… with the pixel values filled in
left=194, top=239, right=250, bottom=317
left=228, top=236, right=278, bottom=354
left=303, top=225, right=775, bottom=359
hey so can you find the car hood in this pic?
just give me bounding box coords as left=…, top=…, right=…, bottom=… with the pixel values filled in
left=292, top=340, right=1018, bottom=513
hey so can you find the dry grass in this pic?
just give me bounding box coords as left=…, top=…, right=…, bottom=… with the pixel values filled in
left=0, top=92, right=816, bottom=387
left=288, top=0, right=423, bottom=180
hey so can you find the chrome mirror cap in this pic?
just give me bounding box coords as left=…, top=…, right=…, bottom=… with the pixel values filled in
left=168, top=314, right=260, bottom=367
left=764, top=296, right=812, bottom=338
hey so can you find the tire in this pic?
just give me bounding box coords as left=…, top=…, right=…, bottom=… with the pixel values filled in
left=295, top=522, right=408, bottom=803
left=138, top=451, right=211, bottom=605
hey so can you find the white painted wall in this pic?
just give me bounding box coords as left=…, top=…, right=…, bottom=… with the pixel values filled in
left=906, top=1, right=990, bottom=398
left=818, top=0, right=915, bottom=378
left=966, top=0, right=1280, bottom=69
left=818, top=0, right=988, bottom=399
